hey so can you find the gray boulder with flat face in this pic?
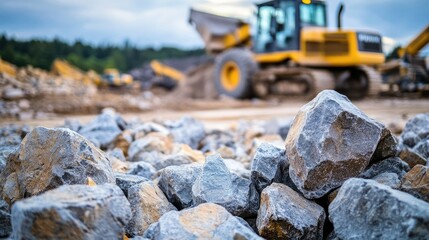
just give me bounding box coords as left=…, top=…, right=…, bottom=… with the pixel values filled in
left=286, top=90, right=394, bottom=199
left=0, top=200, right=11, bottom=237
left=115, top=173, right=149, bottom=196
left=359, top=157, right=409, bottom=180
left=329, top=178, right=429, bottom=240
left=192, top=154, right=259, bottom=217
left=0, top=127, right=115, bottom=205
left=0, top=124, right=29, bottom=174
left=164, top=117, right=205, bottom=149
left=126, top=181, right=177, bottom=236
left=251, top=143, right=288, bottom=192
left=127, top=161, right=157, bottom=179
left=413, top=139, right=429, bottom=161
left=158, top=163, right=202, bottom=209
left=256, top=183, right=325, bottom=240
left=400, top=113, right=429, bottom=148
left=11, top=184, right=131, bottom=240
left=78, top=110, right=123, bottom=149
left=143, top=203, right=263, bottom=240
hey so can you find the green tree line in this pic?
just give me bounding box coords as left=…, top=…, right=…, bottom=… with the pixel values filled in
left=0, top=35, right=204, bottom=73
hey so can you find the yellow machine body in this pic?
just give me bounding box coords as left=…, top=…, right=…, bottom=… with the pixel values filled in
left=255, top=28, right=385, bottom=66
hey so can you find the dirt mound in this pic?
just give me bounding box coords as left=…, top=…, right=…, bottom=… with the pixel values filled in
left=173, top=60, right=218, bottom=99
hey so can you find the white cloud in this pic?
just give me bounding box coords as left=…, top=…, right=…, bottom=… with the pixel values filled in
left=0, top=0, right=428, bottom=48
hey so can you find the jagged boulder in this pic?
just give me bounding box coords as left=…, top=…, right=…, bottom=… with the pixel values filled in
left=256, top=183, right=325, bottom=240
left=400, top=164, right=429, bottom=202
left=127, top=161, right=157, bottom=179
left=359, top=157, right=409, bottom=180
left=128, top=133, right=173, bottom=162
left=285, top=90, right=396, bottom=199
left=143, top=203, right=262, bottom=240
left=158, top=163, right=202, bottom=209
left=192, top=154, right=259, bottom=217
left=126, top=181, right=177, bottom=236
left=0, top=124, right=29, bottom=174
left=329, top=178, right=429, bottom=239
left=115, top=173, right=148, bottom=196
left=412, top=138, right=429, bottom=160
left=11, top=184, right=131, bottom=239
left=400, top=113, right=429, bottom=148
left=399, top=147, right=427, bottom=168
left=251, top=142, right=288, bottom=192
left=78, top=109, right=124, bottom=149
left=164, top=117, right=205, bottom=149
left=0, top=200, right=11, bottom=237
left=0, top=127, right=115, bottom=205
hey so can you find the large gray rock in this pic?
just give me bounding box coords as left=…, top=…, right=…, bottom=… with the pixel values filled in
left=329, top=178, right=429, bottom=239
left=143, top=203, right=262, bottom=240
left=127, top=133, right=173, bottom=163
left=412, top=138, right=429, bottom=160
left=127, top=161, right=157, bottom=179
left=0, top=127, right=115, bottom=205
left=359, top=157, right=409, bottom=180
left=0, top=200, right=11, bottom=237
left=115, top=173, right=149, bottom=196
left=164, top=117, right=205, bottom=149
left=224, top=159, right=250, bottom=179
left=286, top=90, right=394, bottom=199
left=372, top=172, right=401, bottom=189
left=0, top=125, right=29, bottom=174
left=400, top=113, right=429, bottom=148
left=126, top=181, right=177, bottom=236
left=400, top=164, right=429, bottom=202
left=78, top=110, right=123, bottom=149
left=158, top=163, right=202, bottom=209
left=251, top=142, right=288, bottom=192
left=200, top=130, right=235, bottom=153
left=192, top=154, right=259, bottom=217
left=150, top=154, right=194, bottom=170
left=256, top=183, right=325, bottom=240
left=11, top=184, right=131, bottom=240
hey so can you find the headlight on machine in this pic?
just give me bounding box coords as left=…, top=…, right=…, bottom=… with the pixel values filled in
left=357, top=32, right=382, bottom=53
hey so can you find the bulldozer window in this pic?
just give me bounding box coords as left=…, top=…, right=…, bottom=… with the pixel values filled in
left=254, top=5, right=276, bottom=53
left=300, top=3, right=326, bottom=27
left=254, top=2, right=297, bottom=53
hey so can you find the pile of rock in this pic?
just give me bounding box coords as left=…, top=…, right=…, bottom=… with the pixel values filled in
left=0, top=65, right=97, bottom=119
left=0, top=90, right=428, bottom=239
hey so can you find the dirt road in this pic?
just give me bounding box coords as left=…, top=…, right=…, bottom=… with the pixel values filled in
left=2, top=98, right=428, bottom=131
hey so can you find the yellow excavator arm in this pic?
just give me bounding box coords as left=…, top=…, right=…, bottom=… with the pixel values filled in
left=150, top=60, right=186, bottom=82
left=398, top=25, right=429, bottom=57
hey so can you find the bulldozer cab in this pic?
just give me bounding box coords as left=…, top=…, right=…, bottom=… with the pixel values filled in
left=254, top=0, right=327, bottom=53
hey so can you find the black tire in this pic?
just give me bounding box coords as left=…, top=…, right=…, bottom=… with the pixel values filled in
left=214, top=48, right=258, bottom=99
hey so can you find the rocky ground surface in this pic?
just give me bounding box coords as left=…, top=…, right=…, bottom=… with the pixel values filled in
left=0, top=90, right=429, bottom=239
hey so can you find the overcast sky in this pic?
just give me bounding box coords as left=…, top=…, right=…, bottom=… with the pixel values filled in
left=0, top=0, right=427, bottom=48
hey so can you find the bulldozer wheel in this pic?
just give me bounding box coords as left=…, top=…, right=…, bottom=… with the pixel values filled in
left=214, top=49, right=258, bottom=98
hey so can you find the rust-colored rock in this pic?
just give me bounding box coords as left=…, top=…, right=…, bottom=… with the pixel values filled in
left=400, top=164, right=429, bottom=202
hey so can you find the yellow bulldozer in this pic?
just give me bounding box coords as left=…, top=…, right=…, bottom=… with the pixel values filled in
left=182, top=0, right=385, bottom=99
left=102, top=68, right=134, bottom=87
left=51, top=59, right=102, bottom=86
left=379, top=25, right=429, bottom=93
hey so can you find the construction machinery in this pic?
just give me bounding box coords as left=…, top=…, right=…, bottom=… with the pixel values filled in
left=187, top=0, right=385, bottom=99
left=102, top=68, right=134, bottom=87
left=379, top=25, right=429, bottom=94
left=0, top=58, right=17, bottom=77
left=51, top=59, right=102, bottom=86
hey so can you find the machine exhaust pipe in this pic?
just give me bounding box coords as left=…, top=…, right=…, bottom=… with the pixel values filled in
left=337, top=3, right=344, bottom=30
